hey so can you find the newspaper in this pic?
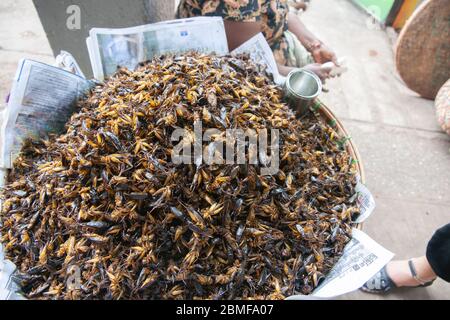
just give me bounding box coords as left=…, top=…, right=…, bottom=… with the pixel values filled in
left=54, top=51, right=86, bottom=78
left=0, top=258, right=20, bottom=293
left=0, top=245, right=24, bottom=300
left=287, top=229, right=394, bottom=299
left=87, top=17, right=229, bottom=80
left=0, top=59, right=91, bottom=168
left=232, top=33, right=286, bottom=85
left=0, top=289, right=25, bottom=300
left=354, top=180, right=376, bottom=223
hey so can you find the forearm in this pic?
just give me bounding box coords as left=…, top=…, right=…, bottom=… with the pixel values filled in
left=277, top=64, right=296, bottom=76
left=287, top=12, right=320, bottom=50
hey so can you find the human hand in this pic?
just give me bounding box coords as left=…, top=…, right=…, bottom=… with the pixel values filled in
left=303, top=63, right=332, bottom=82
left=311, top=43, right=338, bottom=65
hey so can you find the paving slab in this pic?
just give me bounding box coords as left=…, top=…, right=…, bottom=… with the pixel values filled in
left=0, top=0, right=52, bottom=55
left=0, top=0, right=53, bottom=107
left=302, top=0, right=450, bottom=299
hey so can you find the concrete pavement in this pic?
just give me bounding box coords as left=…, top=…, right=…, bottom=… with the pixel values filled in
left=0, top=0, right=449, bottom=299
left=301, top=0, right=450, bottom=299
left=0, top=0, right=53, bottom=110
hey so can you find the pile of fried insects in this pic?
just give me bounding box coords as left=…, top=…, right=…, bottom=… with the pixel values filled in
left=0, top=53, right=359, bottom=299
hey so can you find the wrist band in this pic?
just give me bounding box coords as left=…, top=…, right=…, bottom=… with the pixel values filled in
left=307, top=40, right=322, bottom=52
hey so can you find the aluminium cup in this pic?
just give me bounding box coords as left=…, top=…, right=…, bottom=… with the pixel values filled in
left=284, top=69, right=322, bottom=116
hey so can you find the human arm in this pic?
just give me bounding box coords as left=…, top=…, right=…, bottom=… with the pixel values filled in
left=218, top=10, right=332, bottom=80
left=223, top=22, right=329, bottom=80
left=277, top=63, right=332, bottom=81
left=287, top=12, right=337, bottom=64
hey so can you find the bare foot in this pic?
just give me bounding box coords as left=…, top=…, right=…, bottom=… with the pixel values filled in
left=386, top=257, right=437, bottom=287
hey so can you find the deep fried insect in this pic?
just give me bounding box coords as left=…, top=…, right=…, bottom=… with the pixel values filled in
left=0, top=52, right=359, bottom=300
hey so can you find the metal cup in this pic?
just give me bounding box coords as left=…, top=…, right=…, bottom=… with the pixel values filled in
left=283, top=69, right=322, bottom=116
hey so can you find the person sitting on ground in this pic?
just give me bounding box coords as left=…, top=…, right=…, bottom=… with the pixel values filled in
left=362, top=223, right=450, bottom=293
left=176, top=0, right=337, bottom=81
